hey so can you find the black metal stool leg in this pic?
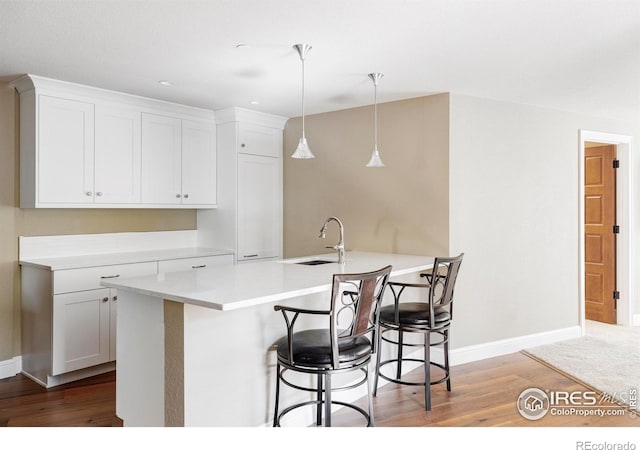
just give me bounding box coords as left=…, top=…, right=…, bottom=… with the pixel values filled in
left=316, top=373, right=323, bottom=426
left=444, top=329, right=451, bottom=391
left=373, top=327, right=383, bottom=396
left=273, top=362, right=281, bottom=426
left=396, top=328, right=404, bottom=380
left=366, top=363, right=374, bottom=426
left=324, top=373, right=332, bottom=427
left=424, top=332, right=431, bottom=411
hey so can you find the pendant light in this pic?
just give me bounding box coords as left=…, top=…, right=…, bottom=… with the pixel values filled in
left=366, top=72, right=385, bottom=167
left=291, top=44, right=315, bottom=159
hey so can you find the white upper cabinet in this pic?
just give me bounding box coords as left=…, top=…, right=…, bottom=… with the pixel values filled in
left=37, top=95, right=95, bottom=204
left=182, top=120, right=217, bottom=205
left=141, top=114, right=217, bottom=206
left=13, top=75, right=216, bottom=209
left=238, top=122, right=281, bottom=158
left=141, top=113, right=183, bottom=205
left=94, top=104, right=141, bottom=204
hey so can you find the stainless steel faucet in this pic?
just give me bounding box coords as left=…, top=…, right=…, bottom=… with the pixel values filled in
left=319, top=216, right=345, bottom=264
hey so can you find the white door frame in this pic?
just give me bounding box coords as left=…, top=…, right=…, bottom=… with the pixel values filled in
left=578, top=130, right=635, bottom=332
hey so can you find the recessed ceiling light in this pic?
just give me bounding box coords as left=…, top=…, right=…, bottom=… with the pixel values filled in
left=250, top=100, right=260, bottom=105
left=158, top=80, right=173, bottom=86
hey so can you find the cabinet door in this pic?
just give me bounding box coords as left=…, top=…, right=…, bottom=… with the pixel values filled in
left=110, top=291, right=117, bottom=362
left=141, top=113, right=182, bottom=204
left=52, top=289, right=110, bottom=375
left=181, top=120, right=216, bottom=205
left=95, top=105, right=141, bottom=204
left=238, top=123, right=281, bottom=157
left=38, top=95, right=94, bottom=204
left=237, top=154, right=282, bottom=261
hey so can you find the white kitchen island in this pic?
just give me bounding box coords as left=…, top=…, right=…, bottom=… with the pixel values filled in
left=102, top=251, right=435, bottom=427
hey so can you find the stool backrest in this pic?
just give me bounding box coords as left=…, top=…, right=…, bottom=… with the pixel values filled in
left=329, top=265, right=392, bottom=368
left=428, top=253, right=464, bottom=315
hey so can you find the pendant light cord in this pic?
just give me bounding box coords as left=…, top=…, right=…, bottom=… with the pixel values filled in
left=374, top=80, right=378, bottom=149
left=301, top=53, right=306, bottom=139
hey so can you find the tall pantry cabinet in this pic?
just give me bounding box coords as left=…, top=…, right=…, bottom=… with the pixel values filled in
left=198, top=108, right=288, bottom=262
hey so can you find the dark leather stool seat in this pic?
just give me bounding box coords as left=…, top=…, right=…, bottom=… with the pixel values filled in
left=276, top=330, right=372, bottom=367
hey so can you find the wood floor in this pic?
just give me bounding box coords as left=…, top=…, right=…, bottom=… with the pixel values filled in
left=0, top=352, right=637, bottom=428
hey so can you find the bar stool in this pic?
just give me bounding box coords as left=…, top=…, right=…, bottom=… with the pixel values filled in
left=373, top=253, right=463, bottom=411
left=272, top=265, right=392, bottom=427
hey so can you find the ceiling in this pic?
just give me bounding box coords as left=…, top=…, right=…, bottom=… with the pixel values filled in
left=1, top=0, right=640, bottom=121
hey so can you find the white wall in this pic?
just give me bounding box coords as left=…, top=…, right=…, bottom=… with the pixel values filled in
left=448, top=94, right=639, bottom=348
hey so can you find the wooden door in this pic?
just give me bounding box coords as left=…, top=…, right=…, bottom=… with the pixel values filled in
left=584, top=144, right=616, bottom=324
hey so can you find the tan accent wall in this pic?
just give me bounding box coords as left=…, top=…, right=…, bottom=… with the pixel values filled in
left=283, top=94, right=449, bottom=259
left=0, top=83, right=196, bottom=361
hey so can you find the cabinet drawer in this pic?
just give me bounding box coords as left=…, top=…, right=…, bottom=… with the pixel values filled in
left=158, top=254, right=233, bottom=273
left=54, top=261, right=158, bottom=294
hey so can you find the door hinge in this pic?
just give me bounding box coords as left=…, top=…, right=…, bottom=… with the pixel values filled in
left=613, top=159, right=620, bottom=169
left=613, top=225, right=620, bottom=234
left=613, top=290, right=619, bottom=309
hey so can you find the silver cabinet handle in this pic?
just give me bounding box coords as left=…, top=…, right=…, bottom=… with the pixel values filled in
left=183, top=194, right=189, bottom=199
left=244, top=254, right=259, bottom=258
left=85, top=191, right=93, bottom=196
left=102, top=297, right=109, bottom=302
left=176, top=194, right=181, bottom=198
left=100, top=274, right=120, bottom=279
left=96, top=192, right=103, bottom=197
left=192, top=264, right=206, bottom=269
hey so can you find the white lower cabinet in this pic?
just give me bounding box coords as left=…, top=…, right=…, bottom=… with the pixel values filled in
left=21, top=253, right=231, bottom=387
left=52, top=288, right=113, bottom=375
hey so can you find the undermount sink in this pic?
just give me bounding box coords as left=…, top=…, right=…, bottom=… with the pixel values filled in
left=295, top=259, right=335, bottom=265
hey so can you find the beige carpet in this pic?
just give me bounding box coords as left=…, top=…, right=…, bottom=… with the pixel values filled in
left=522, top=321, right=640, bottom=410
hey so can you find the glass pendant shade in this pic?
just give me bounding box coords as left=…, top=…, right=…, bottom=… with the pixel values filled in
left=366, top=145, right=385, bottom=167
left=292, top=136, right=314, bottom=159
left=291, top=44, right=315, bottom=159
left=366, top=72, right=385, bottom=167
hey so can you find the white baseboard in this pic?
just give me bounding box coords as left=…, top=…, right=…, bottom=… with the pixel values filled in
left=432, top=325, right=582, bottom=366
left=0, top=356, right=22, bottom=380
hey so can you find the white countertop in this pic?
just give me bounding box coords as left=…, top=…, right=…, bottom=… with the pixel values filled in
left=19, top=247, right=234, bottom=271
left=101, top=251, right=435, bottom=311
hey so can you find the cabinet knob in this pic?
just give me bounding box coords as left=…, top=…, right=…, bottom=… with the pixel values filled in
left=102, top=297, right=109, bottom=302
left=183, top=194, right=189, bottom=199
left=241, top=143, right=246, bottom=148
left=95, top=192, right=103, bottom=197
left=113, top=295, right=118, bottom=301
left=85, top=192, right=93, bottom=197
left=176, top=194, right=182, bottom=198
